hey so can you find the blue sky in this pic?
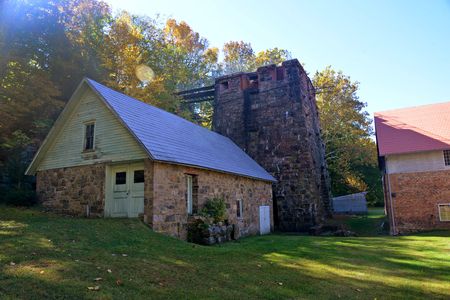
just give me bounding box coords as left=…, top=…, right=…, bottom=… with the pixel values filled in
left=105, top=0, right=450, bottom=118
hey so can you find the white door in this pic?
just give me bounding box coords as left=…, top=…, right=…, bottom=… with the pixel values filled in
left=110, top=164, right=145, bottom=218
left=259, top=205, right=271, bottom=235
left=128, top=165, right=145, bottom=217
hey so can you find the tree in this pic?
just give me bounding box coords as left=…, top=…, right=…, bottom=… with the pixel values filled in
left=0, top=0, right=299, bottom=199
left=255, top=48, right=292, bottom=66
left=313, top=67, right=382, bottom=205
left=222, top=42, right=292, bottom=74
left=0, top=0, right=109, bottom=198
left=222, top=41, right=255, bottom=73
left=100, top=15, right=219, bottom=118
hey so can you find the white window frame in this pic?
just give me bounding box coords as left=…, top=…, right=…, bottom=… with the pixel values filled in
left=186, top=175, right=193, bottom=215
left=438, top=203, right=450, bottom=222
left=83, top=121, right=96, bottom=151
left=237, top=199, right=243, bottom=219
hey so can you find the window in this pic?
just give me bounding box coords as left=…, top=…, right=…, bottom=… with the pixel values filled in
left=134, top=170, right=144, bottom=183
left=444, top=150, right=450, bottom=166
left=248, top=74, right=259, bottom=88
left=186, top=175, right=193, bottom=215
left=84, top=123, right=95, bottom=151
left=276, top=67, right=285, bottom=81
left=220, top=81, right=229, bottom=91
left=236, top=199, right=243, bottom=218
left=438, top=204, right=450, bottom=221
left=115, top=172, right=126, bottom=185
left=260, top=72, right=272, bottom=82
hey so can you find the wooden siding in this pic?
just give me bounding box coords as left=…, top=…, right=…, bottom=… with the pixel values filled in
left=38, top=89, right=147, bottom=171
left=386, top=150, right=450, bottom=174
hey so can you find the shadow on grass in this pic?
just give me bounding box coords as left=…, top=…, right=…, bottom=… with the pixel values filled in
left=1, top=205, right=449, bottom=299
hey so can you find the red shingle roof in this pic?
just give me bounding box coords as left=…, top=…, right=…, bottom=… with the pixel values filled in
left=374, top=101, right=450, bottom=156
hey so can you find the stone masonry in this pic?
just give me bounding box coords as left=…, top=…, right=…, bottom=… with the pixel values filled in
left=35, top=159, right=272, bottom=241
left=385, top=170, right=450, bottom=234
left=213, top=59, right=331, bottom=231
left=36, top=164, right=105, bottom=216
left=143, top=160, right=273, bottom=239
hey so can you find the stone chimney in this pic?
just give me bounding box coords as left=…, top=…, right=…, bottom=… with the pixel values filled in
left=213, top=59, right=332, bottom=231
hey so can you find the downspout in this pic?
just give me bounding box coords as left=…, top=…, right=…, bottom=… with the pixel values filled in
left=385, top=158, right=397, bottom=235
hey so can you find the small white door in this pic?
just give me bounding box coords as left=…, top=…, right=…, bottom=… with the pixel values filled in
left=110, top=164, right=144, bottom=218
left=259, top=205, right=271, bottom=235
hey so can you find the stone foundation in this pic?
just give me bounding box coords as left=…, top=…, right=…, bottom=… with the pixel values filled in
left=386, top=170, right=450, bottom=234
left=36, top=159, right=272, bottom=241
left=213, top=59, right=331, bottom=231
left=36, top=164, right=105, bottom=216
left=143, top=161, right=273, bottom=239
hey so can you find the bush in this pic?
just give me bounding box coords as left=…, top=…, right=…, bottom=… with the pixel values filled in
left=2, top=188, right=37, bottom=207
left=200, top=197, right=226, bottom=223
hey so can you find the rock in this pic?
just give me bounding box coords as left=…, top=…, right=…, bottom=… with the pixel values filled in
left=309, top=225, right=322, bottom=235
left=202, top=236, right=216, bottom=245
left=232, top=224, right=241, bottom=240
left=333, top=229, right=357, bottom=237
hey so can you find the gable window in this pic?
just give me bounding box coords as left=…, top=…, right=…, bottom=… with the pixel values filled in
left=186, top=175, right=193, bottom=214
left=236, top=199, right=243, bottom=218
left=438, top=204, right=450, bottom=221
left=84, top=122, right=95, bottom=151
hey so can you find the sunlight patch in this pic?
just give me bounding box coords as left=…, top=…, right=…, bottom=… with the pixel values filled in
left=0, top=220, right=27, bottom=229
left=4, top=259, right=63, bottom=282
left=262, top=251, right=450, bottom=296
left=0, top=220, right=27, bottom=236
left=158, top=256, right=192, bottom=268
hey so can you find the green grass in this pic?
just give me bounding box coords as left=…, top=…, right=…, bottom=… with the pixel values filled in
left=333, top=207, right=388, bottom=236
left=0, top=206, right=449, bottom=299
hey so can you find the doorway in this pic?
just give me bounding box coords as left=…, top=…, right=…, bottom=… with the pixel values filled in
left=106, top=163, right=145, bottom=217
left=259, top=205, right=271, bottom=235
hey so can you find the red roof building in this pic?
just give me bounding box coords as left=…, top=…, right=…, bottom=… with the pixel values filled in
left=375, top=102, right=450, bottom=156
left=374, top=102, right=450, bottom=235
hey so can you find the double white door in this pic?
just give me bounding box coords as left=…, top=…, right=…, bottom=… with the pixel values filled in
left=110, top=164, right=145, bottom=218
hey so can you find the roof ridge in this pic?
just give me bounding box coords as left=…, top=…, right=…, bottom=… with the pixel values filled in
left=374, top=99, right=450, bottom=115
left=84, top=78, right=231, bottom=141
left=376, top=114, right=450, bottom=144
left=83, top=78, right=276, bottom=182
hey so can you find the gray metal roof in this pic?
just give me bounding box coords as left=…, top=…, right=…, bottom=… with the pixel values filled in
left=86, top=78, right=275, bottom=182
left=332, top=192, right=368, bottom=214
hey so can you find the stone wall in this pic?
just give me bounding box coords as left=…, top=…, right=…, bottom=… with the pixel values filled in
left=143, top=161, right=273, bottom=239
left=386, top=170, right=450, bottom=234
left=36, top=164, right=105, bottom=216
left=35, top=159, right=272, bottom=241
left=212, top=59, right=331, bottom=231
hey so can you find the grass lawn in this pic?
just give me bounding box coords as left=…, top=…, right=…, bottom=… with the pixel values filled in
left=0, top=206, right=449, bottom=299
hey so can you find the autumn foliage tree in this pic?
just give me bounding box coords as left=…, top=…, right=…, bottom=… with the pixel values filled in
left=0, top=0, right=381, bottom=206
left=314, top=67, right=382, bottom=205
left=222, top=41, right=291, bottom=73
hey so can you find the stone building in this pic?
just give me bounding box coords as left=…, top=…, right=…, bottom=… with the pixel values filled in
left=212, top=59, right=332, bottom=231
left=375, top=102, right=450, bottom=234
left=26, top=78, right=275, bottom=240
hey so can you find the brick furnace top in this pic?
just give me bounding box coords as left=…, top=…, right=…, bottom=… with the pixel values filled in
left=215, top=59, right=315, bottom=94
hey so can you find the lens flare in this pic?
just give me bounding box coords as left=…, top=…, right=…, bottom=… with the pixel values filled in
left=135, top=64, right=155, bottom=83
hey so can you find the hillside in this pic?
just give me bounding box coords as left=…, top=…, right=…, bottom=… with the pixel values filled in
left=0, top=206, right=449, bottom=299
